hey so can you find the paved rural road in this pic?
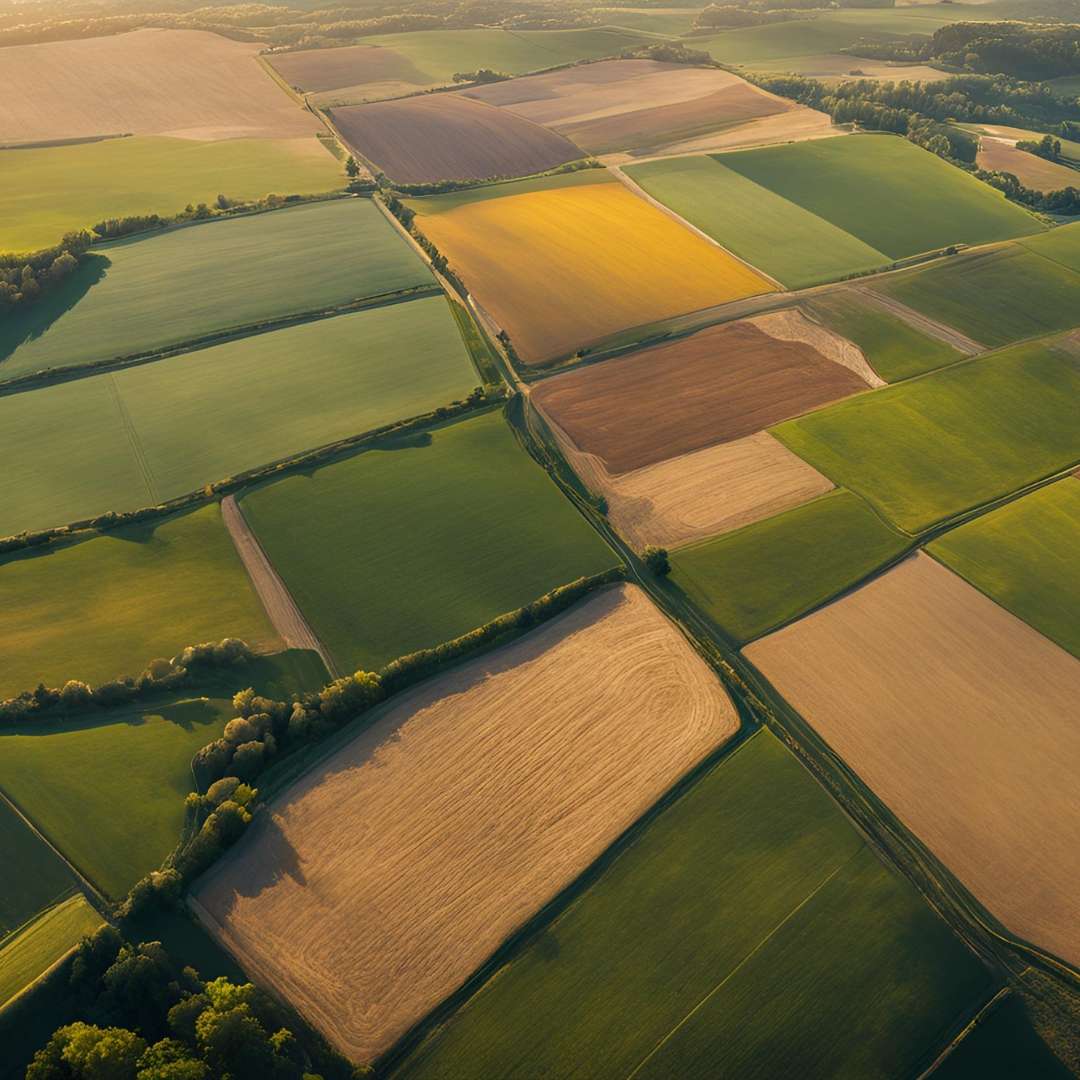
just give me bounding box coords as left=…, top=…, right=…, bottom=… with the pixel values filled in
left=221, top=495, right=340, bottom=678
left=853, top=285, right=985, bottom=354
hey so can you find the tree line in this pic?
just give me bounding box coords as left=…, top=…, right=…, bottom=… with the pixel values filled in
left=0, top=232, right=90, bottom=311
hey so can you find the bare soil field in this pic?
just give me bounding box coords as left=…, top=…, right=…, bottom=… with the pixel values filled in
left=746, top=553, right=1080, bottom=968
left=0, top=29, right=320, bottom=143
left=269, top=43, right=426, bottom=95
left=331, top=95, right=580, bottom=184
left=531, top=315, right=873, bottom=474
left=192, top=584, right=737, bottom=1063
left=977, top=139, right=1079, bottom=193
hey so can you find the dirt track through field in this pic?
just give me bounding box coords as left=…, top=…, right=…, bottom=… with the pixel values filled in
left=221, top=496, right=338, bottom=676
left=854, top=285, right=984, bottom=354
left=192, top=584, right=737, bottom=1063
left=746, top=553, right=1080, bottom=969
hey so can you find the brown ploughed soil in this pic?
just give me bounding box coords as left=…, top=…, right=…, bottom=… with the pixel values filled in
left=977, top=139, right=1080, bottom=194
left=269, top=43, right=427, bottom=95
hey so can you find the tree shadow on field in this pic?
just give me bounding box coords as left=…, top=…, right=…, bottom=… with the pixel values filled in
left=0, top=253, right=109, bottom=363
left=214, top=815, right=307, bottom=914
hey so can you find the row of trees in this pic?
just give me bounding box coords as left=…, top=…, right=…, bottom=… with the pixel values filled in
left=0, top=231, right=90, bottom=309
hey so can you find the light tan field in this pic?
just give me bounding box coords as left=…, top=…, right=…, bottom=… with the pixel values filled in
left=192, top=584, right=737, bottom=1063
left=977, top=138, right=1080, bottom=193
left=0, top=29, right=321, bottom=143
left=746, top=553, right=1080, bottom=968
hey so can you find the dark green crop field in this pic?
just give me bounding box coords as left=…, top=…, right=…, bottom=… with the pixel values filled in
left=671, top=489, right=908, bottom=643
left=929, top=478, right=1080, bottom=659
left=772, top=339, right=1080, bottom=534
left=240, top=408, right=617, bottom=672
left=0, top=198, right=431, bottom=380
left=395, top=731, right=991, bottom=1080
left=0, top=800, right=77, bottom=937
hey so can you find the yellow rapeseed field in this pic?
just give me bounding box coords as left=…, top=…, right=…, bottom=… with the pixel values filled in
left=409, top=172, right=774, bottom=363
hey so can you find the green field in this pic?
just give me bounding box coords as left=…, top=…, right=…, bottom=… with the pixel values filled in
left=240, top=409, right=616, bottom=672
left=671, top=490, right=907, bottom=643
left=0, top=896, right=103, bottom=1009
left=772, top=339, right=1080, bottom=534
left=0, top=199, right=432, bottom=380
left=0, top=800, right=77, bottom=937
left=929, top=479, right=1080, bottom=659
left=626, top=154, right=887, bottom=288
left=594, top=6, right=700, bottom=36
left=1020, top=220, right=1080, bottom=273
left=718, top=135, right=1043, bottom=259
left=395, top=730, right=991, bottom=1080
left=805, top=292, right=963, bottom=381
left=872, top=244, right=1080, bottom=348
left=0, top=295, right=478, bottom=536
left=0, top=135, right=345, bottom=254
left=0, top=504, right=275, bottom=699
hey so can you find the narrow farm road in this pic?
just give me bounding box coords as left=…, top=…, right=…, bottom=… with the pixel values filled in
left=853, top=285, right=985, bottom=355
left=221, top=495, right=341, bottom=678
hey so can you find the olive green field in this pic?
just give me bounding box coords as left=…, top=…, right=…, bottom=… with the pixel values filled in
left=239, top=408, right=617, bottom=672
left=395, top=730, right=992, bottom=1080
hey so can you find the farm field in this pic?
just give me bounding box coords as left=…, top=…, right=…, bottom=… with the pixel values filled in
left=929, top=478, right=1080, bottom=660
left=463, top=59, right=795, bottom=156
left=871, top=243, right=1080, bottom=348
left=0, top=503, right=276, bottom=700
left=592, top=6, right=702, bottom=36
left=331, top=95, right=580, bottom=184
left=959, top=123, right=1080, bottom=163
left=1019, top=220, right=1080, bottom=272
left=239, top=409, right=616, bottom=672
left=0, top=896, right=104, bottom=1010
left=771, top=337, right=1080, bottom=534
left=394, top=729, right=992, bottom=1080
left=804, top=290, right=963, bottom=381
left=976, top=138, right=1080, bottom=192
left=1, top=135, right=344, bottom=254
left=746, top=553, right=1080, bottom=968
left=626, top=153, right=888, bottom=288
left=0, top=199, right=430, bottom=379
left=671, top=489, right=908, bottom=642
left=0, top=296, right=477, bottom=536
left=405, top=169, right=773, bottom=363
left=192, top=584, right=739, bottom=1064
left=532, top=312, right=875, bottom=474
left=0, top=29, right=320, bottom=144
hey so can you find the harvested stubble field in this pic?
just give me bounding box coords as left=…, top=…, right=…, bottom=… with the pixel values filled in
left=463, top=59, right=795, bottom=155
left=1, top=135, right=344, bottom=255
left=746, top=552, right=1080, bottom=968
left=976, top=138, right=1080, bottom=193
left=532, top=312, right=875, bottom=475
left=0, top=296, right=477, bottom=536
left=1, top=199, right=429, bottom=380
left=405, top=169, right=772, bottom=364
left=0, top=29, right=320, bottom=144
left=672, top=489, right=908, bottom=643
left=331, top=95, right=580, bottom=184
left=871, top=243, right=1080, bottom=349
left=0, top=896, right=103, bottom=1010
left=239, top=409, right=616, bottom=672
left=193, top=584, right=738, bottom=1064
left=0, top=504, right=276, bottom=700
left=0, top=800, right=78, bottom=937
left=929, top=478, right=1080, bottom=660
left=394, top=730, right=992, bottom=1080
left=772, top=338, right=1080, bottom=534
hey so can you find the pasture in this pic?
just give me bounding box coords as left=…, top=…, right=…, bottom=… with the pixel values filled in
left=0, top=896, right=103, bottom=1009
left=929, top=478, right=1080, bottom=659
left=671, top=489, right=908, bottom=642
left=0, top=504, right=275, bottom=700
left=239, top=409, right=616, bottom=672
left=394, top=730, right=991, bottom=1080
left=805, top=291, right=963, bottom=381
left=331, top=95, right=580, bottom=184
left=872, top=244, right=1080, bottom=348
left=746, top=553, right=1080, bottom=968
left=0, top=29, right=319, bottom=144
left=1, top=199, right=430, bottom=379
left=771, top=339, right=1080, bottom=534
left=407, top=170, right=772, bottom=363
left=1, top=135, right=343, bottom=254
left=533, top=313, right=873, bottom=474
left=0, top=296, right=478, bottom=536
left=626, top=153, right=888, bottom=288
left=193, top=584, right=738, bottom=1064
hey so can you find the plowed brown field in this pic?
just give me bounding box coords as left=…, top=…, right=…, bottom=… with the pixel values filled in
left=192, top=584, right=737, bottom=1063
left=0, top=29, right=320, bottom=143
left=977, top=139, right=1079, bottom=193
left=332, top=95, right=580, bottom=183
left=746, top=553, right=1080, bottom=968
left=531, top=315, right=872, bottom=474
left=270, top=43, right=425, bottom=95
